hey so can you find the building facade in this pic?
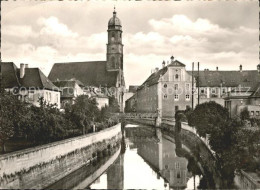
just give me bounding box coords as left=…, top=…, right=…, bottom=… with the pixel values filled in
left=191, top=65, right=260, bottom=107
left=48, top=9, right=125, bottom=112
left=135, top=56, right=194, bottom=118
left=2, top=62, right=60, bottom=108
left=224, top=84, right=260, bottom=118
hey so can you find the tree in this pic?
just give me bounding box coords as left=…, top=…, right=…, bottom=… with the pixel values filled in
left=0, top=92, right=21, bottom=152
left=240, top=108, right=250, bottom=121
left=66, top=95, right=100, bottom=134
left=189, top=101, right=229, bottom=137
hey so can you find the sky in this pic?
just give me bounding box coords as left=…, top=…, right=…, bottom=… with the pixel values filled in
left=2, top=0, right=259, bottom=88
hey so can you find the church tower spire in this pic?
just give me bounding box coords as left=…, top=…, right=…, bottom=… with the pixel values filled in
left=106, top=7, right=123, bottom=71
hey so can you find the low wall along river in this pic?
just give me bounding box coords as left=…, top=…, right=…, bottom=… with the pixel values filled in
left=0, top=123, right=122, bottom=189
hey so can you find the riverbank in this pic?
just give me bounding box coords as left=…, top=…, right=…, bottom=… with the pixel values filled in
left=0, top=123, right=122, bottom=189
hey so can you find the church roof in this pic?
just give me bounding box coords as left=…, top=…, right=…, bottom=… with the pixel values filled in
left=48, top=61, right=118, bottom=88
left=188, top=70, right=260, bottom=88
left=1, top=62, right=58, bottom=91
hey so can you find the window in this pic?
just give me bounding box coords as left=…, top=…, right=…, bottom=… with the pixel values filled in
left=111, top=32, right=115, bottom=41
left=164, top=84, right=167, bottom=88
left=256, top=111, right=259, bottom=116
left=186, top=105, right=191, bottom=110
left=222, top=88, right=226, bottom=94
left=185, top=83, right=190, bottom=90
left=49, top=92, right=52, bottom=102
left=185, top=94, right=190, bottom=100
left=251, top=111, right=254, bottom=116
left=174, top=84, right=179, bottom=90
left=120, top=33, right=122, bottom=38
left=175, top=74, right=179, bottom=80
left=177, top=172, right=181, bottom=178
left=175, top=106, right=179, bottom=111
left=201, top=89, right=205, bottom=94
left=56, top=94, right=59, bottom=103
left=211, top=88, right=216, bottom=94
left=175, top=162, right=180, bottom=169
left=163, top=94, right=167, bottom=99
left=28, top=90, right=34, bottom=101
left=174, top=95, right=179, bottom=101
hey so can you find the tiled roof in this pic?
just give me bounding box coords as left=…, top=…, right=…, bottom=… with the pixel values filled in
left=1, top=62, right=58, bottom=91
left=21, top=68, right=58, bottom=90
left=1, top=62, right=20, bottom=88
left=48, top=61, right=118, bottom=88
left=188, top=70, right=260, bottom=88
left=138, top=67, right=168, bottom=90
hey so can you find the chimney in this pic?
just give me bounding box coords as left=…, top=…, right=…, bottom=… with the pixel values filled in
left=25, top=64, right=28, bottom=68
left=20, top=63, right=25, bottom=78
left=239, top=65, right=242, bottom=72
left=216, top=66, right=218, bottom=71
left=170, top=55, right=174, bottom=63
left=155, top=67, right=159, bottom=72
left=162, top=60, right=166, bottom=68
left=257, top=64, right=260, bottom=73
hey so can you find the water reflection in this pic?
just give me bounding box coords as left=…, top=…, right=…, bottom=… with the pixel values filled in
left=48, top=124, right=219, bottom=189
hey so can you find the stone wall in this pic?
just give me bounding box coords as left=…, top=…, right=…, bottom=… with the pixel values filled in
left=0, top=123, right=122, bottom=189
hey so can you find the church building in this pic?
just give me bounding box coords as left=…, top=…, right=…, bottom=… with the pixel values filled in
left=48, top=8, right=125, bottom=111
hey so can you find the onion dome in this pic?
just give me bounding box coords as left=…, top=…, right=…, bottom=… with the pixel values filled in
left=108, top=7, right=122, bottom=27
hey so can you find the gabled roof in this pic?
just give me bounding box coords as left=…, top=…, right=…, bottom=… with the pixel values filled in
left=48, top=61, right=118, bottom=88
left=138, top=67, right=168, bottom=90
left=1, top=62, right=58, bottom=91
left=1, top=62, right=20, bottom=88
left=188, top=70, right=260, bottom=88
left=20, top=68, right=58, bottom=90
left=167, top=60, right=186, bottom=67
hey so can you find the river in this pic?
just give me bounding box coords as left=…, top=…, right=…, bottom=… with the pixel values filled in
left=47, top=123, right=222, bottom=189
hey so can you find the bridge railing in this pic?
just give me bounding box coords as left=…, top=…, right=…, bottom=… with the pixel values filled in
left=162, top=118, right=175, bottom=126
left=124, top=113, right=158, bottom=119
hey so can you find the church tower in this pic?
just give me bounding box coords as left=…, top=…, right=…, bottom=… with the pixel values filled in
left=107, top=7, right=123, bottom=71
left=107, top=7, right=125, bottom=112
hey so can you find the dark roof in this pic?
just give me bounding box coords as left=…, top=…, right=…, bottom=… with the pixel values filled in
left=20, top=68, right=58, bottom=90
left=128, top=85, right=139, bottom=93
left=48, top=61, right=118, bottom=88
left=188, top=70, right=260, bottom=88
left=138, top=67, right=168, bottom=90
left=1, top=62, right=20, bottom=88
left=53, top=80, right=84, bottom=88
left=1, top=62, right=58, bottom=91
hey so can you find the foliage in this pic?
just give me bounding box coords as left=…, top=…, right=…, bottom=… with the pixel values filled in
left=188, top=101, right=229, bottom=137
left=186, top=101, right=260, bottom=186
left=66, top=95, right=100, bottom=134
left=0, top=92, right=120, bottom=153
left=240, top=108, right=250, bottom=121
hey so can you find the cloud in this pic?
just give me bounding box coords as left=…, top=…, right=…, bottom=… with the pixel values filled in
left=37, top=16, right=78, bottom=38
left=1, top=3, right=258, bottom=88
